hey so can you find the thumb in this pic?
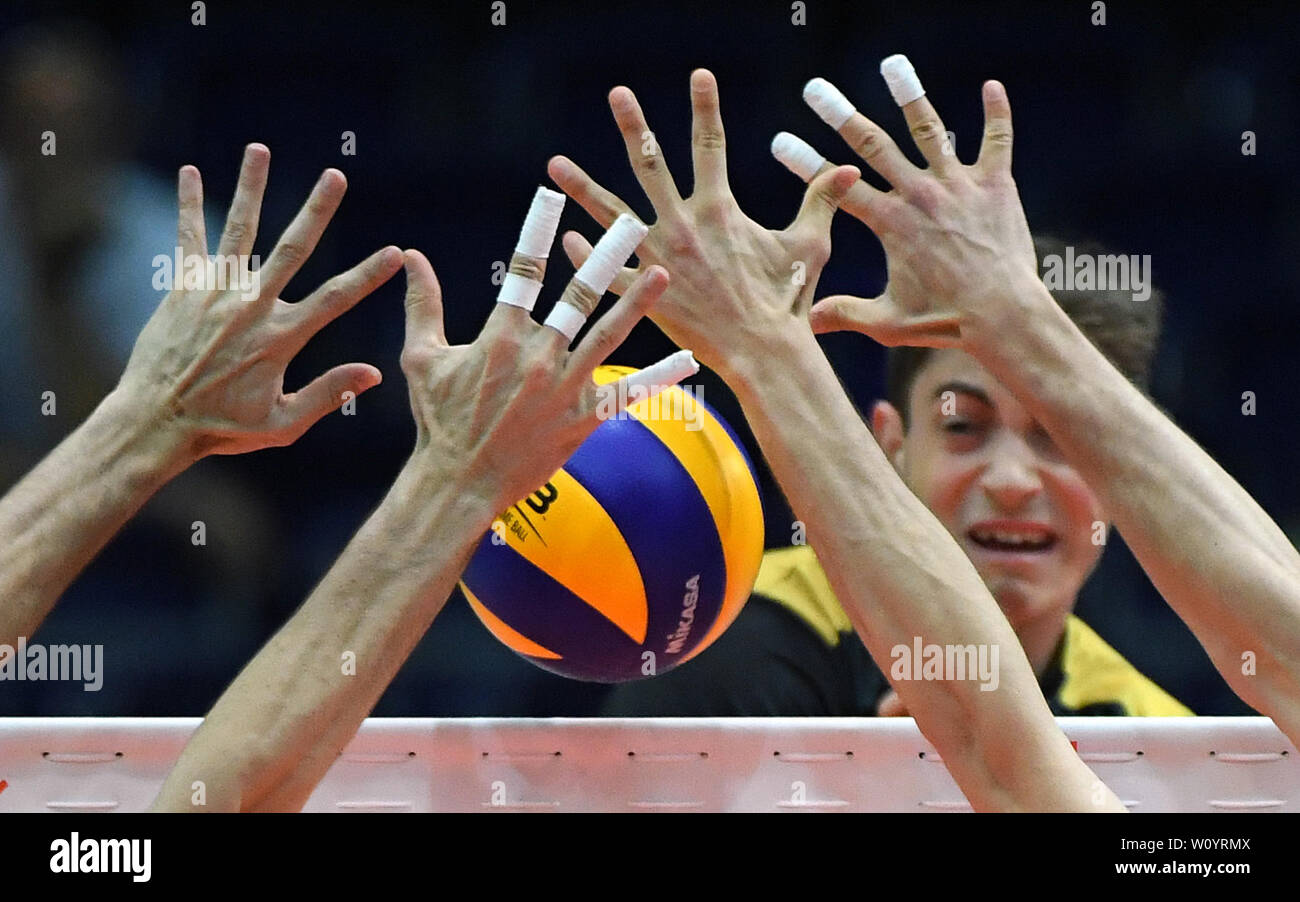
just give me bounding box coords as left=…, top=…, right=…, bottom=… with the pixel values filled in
left=809, top=292, right=963, bottom=347
left=792, top=164, right=860, bottom=240
left=280, top=362, right=382, bottom=440
left=807, top=293, right=876, bottom=334
left=403, top=248, right=446, bottom=346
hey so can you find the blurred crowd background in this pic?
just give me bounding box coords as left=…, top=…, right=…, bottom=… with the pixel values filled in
left=1, top=0, right=1296, bottom=717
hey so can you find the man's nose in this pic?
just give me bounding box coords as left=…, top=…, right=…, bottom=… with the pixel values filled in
left=980, top=442, right=1043, bottom=511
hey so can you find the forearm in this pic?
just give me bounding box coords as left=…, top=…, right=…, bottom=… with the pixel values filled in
left=151, top=456, right=499, bottom=811
left=723, top=329, right=1117, bottom=811
left=973, top=274, right=1300, bottom=734
left=0, top=389, right=192, bottom=645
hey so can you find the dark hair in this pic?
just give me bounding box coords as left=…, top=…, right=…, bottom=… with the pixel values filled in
left=885, top=234, right=1164, bottom=427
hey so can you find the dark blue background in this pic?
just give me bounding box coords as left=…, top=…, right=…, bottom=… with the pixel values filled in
left=1, top=0, right=1296, bottom=716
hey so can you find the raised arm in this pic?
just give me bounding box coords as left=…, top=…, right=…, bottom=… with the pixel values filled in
left=152, top=191, right=685, bottom=811
left=0, top=144, right=402, bottom=647
left=549, top=70, right=1122, bottom=811
left=781, top=57, right=1300, bottom=742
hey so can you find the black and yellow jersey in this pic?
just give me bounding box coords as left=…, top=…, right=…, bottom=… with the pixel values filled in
left=600, top=545, right=1192, bottom=717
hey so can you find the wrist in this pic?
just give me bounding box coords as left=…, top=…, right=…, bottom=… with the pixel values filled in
left=391, top=447, right=504, bottom=536
left=961, top=267, right=1103, bottom=415
left=714, top=317, right=824, bottom=402
left=963, top=263, right=1063, bottom=360
left=94, top=387, right=198, bottom=482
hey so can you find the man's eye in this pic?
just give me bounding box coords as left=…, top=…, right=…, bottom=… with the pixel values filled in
left=943, top=420, right=977, bottom=434
left=1030, top=426, right=1060, bottom=456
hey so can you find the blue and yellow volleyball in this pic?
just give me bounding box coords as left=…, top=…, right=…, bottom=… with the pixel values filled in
left=459, top=365, right=764, bottom=682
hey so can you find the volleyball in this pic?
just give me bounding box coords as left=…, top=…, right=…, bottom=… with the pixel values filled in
left=459, top=365, right=764, bottom=682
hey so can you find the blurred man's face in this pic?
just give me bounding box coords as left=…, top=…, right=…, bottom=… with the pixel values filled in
left=873, top=349, right=1107, bottom=631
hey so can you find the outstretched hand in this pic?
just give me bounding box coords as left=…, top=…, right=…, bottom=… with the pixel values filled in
left=772, top=63, right=1043, bottom=350
left=548, top=69, right=860, bottom=384
left=117, top=143, right=403, bottom=460
left=398, top=193, right=679, bottom=512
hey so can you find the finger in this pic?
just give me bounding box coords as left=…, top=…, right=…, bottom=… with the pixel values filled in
left=879, top=54, right=958, bottom=175
left=804, top=77, right=921, bottom=191
left=771, top=132, right=891, bottom=231
left=279, top=362, right=382, bottom=442
left=495, top=186, right=567, bottom=315
left=290, top=245, right=403, bottom=341
left=402, top=248, right=446, bottom=347
left=976, top=80, right=1014, bottom=174
left=541, top=214, right=648, bottom=350
left=217, top=143, right=271, bottom=258
left=808, top=292, right=961, bottom=347
left=560, top=231, right=636, bottom=296
left=789, top=164, right=861, bottom=242
left=689, top=68, right=729, bottom=198
left=547, top=155, right=634, bottom=230
left=608, top=85, right=683, bottom=215
left=259, top=169, right=348, bottom=301
left=176, top=165, right=206, bottom=260
left=588, top=347, right=700, bottom=424
left=565, top=265, right=671, bottom=387
left=808, top=293, right=879, bottom=335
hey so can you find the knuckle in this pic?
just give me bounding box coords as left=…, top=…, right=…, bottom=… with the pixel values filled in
left=638, top=154, right=664, bottom=176
left=404, top=289, right=432, bottom=311
left=692, top=128, right=725, bottom=152
left=491, top=330, right=524, bottom=358
left=587, top=327, right=617, bottom=359
left=814, top=185, right=841, bottom=212
left=804, top=236, right=831, bottom=267
left=318, top=281, right=348, bottom=310
left=693, top=193, right=731, bottom=223
left=308, top=196, right=334, bottom=218
left=908, top=181, right=943, bottom=212
left=632, top=282, right=659, bottom=312
left=852, top=128, right=889, bottom=162
left=522, top=354, right=553, bottom=390
left=983, top=122, right=1014, bottom=146
left=663, top=227, right=702, bottom=258
left=275, top=241, right=309, bottom=268
left=909, top=117, right=945, bottom=145
left=508, top=255, right=546, bottom=282
left=399, top=346, right=428, bottom=377
left=221, top=220, right=250, bottom=244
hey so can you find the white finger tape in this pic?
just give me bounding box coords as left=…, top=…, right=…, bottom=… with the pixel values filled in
left=803, top=77, right=856, bottom=129
left=574, top=213, right=648, bottom=296
left=770, top=132, right=826, bottom=181
left=543, top=301, right=588, bottom=342
left=517, top=186, right=567, bottom=259
left=622, top=349, right=699, bottom=397
left=495, top=272, right=543, bottom=312
left=880, top=54, right=925, bottom=107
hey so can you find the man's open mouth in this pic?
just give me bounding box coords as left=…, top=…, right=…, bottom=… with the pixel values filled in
left=967, top=526, right=1057, bottom=553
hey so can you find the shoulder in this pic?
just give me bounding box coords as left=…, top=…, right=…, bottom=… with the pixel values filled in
left=752, top=545, right=853, bottom=647
left=1058, top=616, right=1194, bottom=716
